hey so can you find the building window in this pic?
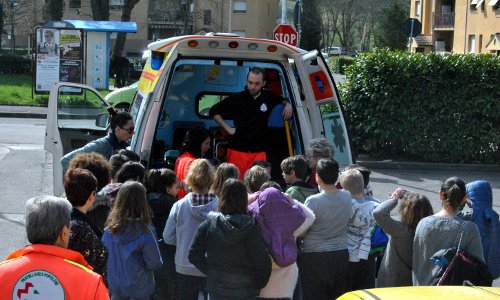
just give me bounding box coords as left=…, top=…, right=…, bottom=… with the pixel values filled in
left=233, top=0, right=247, bottom=13
left=69, top=0, right=81, bottom=8
left=469, top=35, right=476, bottom=53
left=204, top=10, right=211, bottom=26
left=470, top=0, right=478, bottom=10
left=110, top=0, right=124, bottom=8
left=415, top=1, right=421, bottom=16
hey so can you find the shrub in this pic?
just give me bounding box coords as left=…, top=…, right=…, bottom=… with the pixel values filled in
left=0, top=54, right=31, bottom=74
left=328, top=56, right=356, bottom=74
left=340, top=48, right=500, bottom=164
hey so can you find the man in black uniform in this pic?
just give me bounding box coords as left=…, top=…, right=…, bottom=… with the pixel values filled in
left=209, top=67, right=292, bottom=178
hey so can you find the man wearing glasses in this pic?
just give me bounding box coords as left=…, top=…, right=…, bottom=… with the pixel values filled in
left=38, top=29, right=59, bottom=56
left=61, top=110, right=135, bottom=176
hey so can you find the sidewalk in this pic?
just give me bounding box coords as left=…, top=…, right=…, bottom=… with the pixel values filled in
left=1, top=105, right=498, bottom=172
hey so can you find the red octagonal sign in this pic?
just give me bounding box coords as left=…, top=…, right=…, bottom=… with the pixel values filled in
left=273, top=24, right=298, bottom=47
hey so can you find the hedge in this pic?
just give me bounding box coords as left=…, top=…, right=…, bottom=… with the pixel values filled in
left=0, top=54, right=31, bottom=74
left=328, top=56, right=356, bottom=74
left=340, top=48, right=500, bottom=164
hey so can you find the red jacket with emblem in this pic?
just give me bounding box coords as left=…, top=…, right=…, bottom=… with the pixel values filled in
left=0, top=244, right=109, bottom=300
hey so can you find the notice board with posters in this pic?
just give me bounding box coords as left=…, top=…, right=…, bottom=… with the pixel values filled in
left=35, top=27, right=84, bottom=93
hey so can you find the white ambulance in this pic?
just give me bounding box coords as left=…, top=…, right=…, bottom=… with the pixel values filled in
left=45, top=33, right=353, bottom=195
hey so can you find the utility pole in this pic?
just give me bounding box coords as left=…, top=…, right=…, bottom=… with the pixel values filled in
left=10, top=0, right=16, bottom=54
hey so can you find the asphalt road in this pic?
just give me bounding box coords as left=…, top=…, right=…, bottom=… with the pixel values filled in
left=0, top=117, right=498, bottom=286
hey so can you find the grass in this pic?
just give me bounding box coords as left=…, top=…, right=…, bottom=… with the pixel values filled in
left=0, top=74, right=114, bottom=106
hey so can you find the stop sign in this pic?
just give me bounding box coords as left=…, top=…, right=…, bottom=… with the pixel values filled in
left=273, top=24, right=298, bottom=47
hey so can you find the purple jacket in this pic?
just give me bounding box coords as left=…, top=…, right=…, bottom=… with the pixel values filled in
left=248, top=187, right=306, bottom=267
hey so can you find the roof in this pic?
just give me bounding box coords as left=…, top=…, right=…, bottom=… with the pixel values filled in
left=44, top=20, right=137, bottom=33
left=414, top=34, right=433, bottom=46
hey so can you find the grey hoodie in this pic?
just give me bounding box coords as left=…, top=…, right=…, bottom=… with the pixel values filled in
left=163, top=192, right=218, bottom=276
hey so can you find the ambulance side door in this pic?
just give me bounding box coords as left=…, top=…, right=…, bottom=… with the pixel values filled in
left=292, top=50, right=354, bottom=167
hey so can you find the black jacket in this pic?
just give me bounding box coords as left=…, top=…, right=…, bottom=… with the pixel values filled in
left=146, top=192, right=176, bottom=240
left=209, top=89, right=284, bottom=152
left=188, top=212, right=272, bottom=298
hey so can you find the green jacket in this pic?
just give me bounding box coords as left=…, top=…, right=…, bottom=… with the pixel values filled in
left=285, top=182, right=318, bottom=203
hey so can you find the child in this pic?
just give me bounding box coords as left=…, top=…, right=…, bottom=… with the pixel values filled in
left=299, top=159, right=351, bottom=300
left=189, top=179, right=272, bottom=299
left=340, top=169, right=377, bottom=290
left=146, top=168, right=179, bottom=299
left=466, top=180, right=500, bottom=279
left=281, top=155, right=318, bottom=203
left=102, top=181, right=163, bottom=300
left=343, top=164, right=376, bottom=201
left=244, top=165, right=271, bottom=194
left=248, top=187, right=315, bottom=299
left=210, top=162, right=240, bottom=197
left=251, top=160, right=272, bottom=175
left=163, top=158, right=218, bottom=300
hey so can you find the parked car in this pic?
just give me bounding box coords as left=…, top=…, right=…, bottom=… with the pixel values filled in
left=323, top=46, right=342, bottom=56
left=105, top=81, right=139, bottom=112
left=338, top=286, right=500, bottom=300
left=45, top=33, right=354, bottom=196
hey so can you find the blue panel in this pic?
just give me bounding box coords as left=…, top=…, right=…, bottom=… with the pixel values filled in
left=63, top=20, right=137, bottom=33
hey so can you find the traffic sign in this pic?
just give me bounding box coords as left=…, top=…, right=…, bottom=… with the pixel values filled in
left=273, top=24, right=298, bottom=47
left=403, top=18, right=422, bottom=38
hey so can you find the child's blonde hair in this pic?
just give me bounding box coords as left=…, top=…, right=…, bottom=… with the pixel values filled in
left=185, top=159, right=215, bottom=191
left=340, top=169, right=364, bottom=195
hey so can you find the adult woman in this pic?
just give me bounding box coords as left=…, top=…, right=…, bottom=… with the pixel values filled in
left=61, top=107, right=134, bottom=174
left=174, top=127, right=211, bottom=199
left=412, top=177, right=485, bottom=286
left=64, top=168, right=108, bottom=278
left=373, top=188, right=433, bottom=287
left=304, top=138, right=334, bottom=188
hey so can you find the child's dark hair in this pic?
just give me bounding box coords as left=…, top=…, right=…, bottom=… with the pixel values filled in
left=64, top=168, right=97, bottom=207
left=146, top=168, right=178, bottom=193
left=316, top=159, right=339, bottom=185
left=180, top=127, right=211, bottom=158
left=114, top=161, right=146, bottom=183
left=280, top=155, right=308, bottom=180
left=218, top=179, right=248, bottom=215
left=344, top=164, right=371, bottom=187
left=109, top=151, right=138, bottom=179
left=105, top=181, right=152, bottom=234
left=440, top=176, right=467, bottom=211
left=107, top=107, right=133, bottom=132
left=399, top=192, right=434, bottom=231
left=261, top=180, right=283, bottom=192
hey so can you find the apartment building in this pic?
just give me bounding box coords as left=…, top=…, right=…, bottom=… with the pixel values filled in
left=409, top=0, right=500, bottom=54
left=2, top=0, right=280, bottom=55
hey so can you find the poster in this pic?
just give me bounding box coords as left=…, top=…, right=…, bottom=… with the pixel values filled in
left=85, top=31, right=108, bottom=89
left=35, top=28, right=84, bottom=93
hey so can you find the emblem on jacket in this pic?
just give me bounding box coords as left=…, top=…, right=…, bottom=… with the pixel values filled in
left=260, top=103, right=268, bottom=112
left=13, top=270, right=65, bottom=299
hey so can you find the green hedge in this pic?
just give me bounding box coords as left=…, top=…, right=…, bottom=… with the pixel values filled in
left=0, top=54, right=31, bottom=74
left=341, top=48, right=500, bottom=164
left=328, top=56, right=356, bottom=74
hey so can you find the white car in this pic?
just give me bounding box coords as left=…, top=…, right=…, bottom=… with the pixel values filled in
left=323, top=46, right=342, bottom=56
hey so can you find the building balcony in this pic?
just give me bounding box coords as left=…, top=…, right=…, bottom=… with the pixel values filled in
left=433, top=12, right=454, bottom=29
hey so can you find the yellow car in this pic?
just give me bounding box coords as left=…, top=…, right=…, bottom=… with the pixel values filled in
left=338, top=286, right=500, bottom=300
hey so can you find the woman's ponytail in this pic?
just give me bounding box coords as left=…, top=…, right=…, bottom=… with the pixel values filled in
left=440, top=177, right=466, bottom=211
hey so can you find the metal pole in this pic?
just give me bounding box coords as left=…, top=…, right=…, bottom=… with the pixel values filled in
left=228, top=0, right=232, bottom=32
left=10, top=1, right=15, bottom=54
left=282, top=0, right=287, bottom=24
left=408, top=19, right=414, bottom=52
left=297, top=0, right=301, bottom=47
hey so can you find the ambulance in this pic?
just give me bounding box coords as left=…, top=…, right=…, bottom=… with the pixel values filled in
left=45, top=33, right=354, bottom=195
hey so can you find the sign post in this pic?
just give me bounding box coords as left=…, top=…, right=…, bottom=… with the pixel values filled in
left=273, top=24, right=298, bottom=47
left=403, top=18, right=422, bottom=52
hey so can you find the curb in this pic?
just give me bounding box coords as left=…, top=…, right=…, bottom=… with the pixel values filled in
left=357, top=160, right=500, bottom=172
left=0, top=112, right=47, bottom=119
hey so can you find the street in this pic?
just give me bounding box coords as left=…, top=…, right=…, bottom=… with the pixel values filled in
left=0, top=117, right=498, bottom=286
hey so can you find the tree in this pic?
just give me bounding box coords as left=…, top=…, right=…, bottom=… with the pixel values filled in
left=0, top=2, right=4, bottom=51
left=43, top=0, right=64, bottom=21
left=300, top=0, right=321, bottom=50
left=91, top=0, right=109, bottom=20
left=373, top=0, right=408, bottom=50
left=112, top=0, right=140, bottom=58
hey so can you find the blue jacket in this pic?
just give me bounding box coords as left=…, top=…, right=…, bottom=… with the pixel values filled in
left=466, top=180, right=500, bottom=279
left=61, top=132, right=128, bottom=174
left=102, top=222, right=163, bottom=298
